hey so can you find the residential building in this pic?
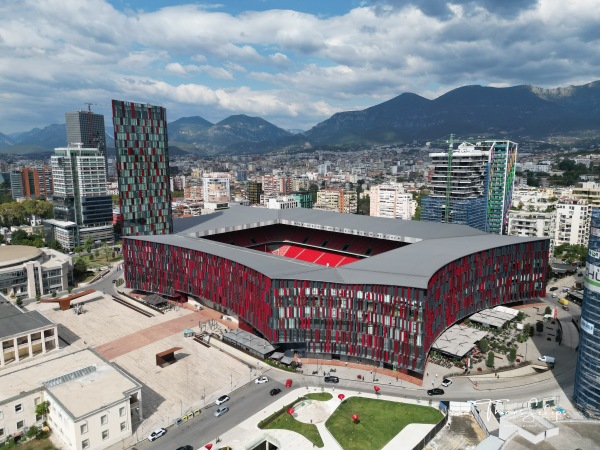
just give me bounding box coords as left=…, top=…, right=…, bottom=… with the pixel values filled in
left=262, top=175, right=291, bottom=197
left=184, top=185, right=203, bottom=201
left=370, top=184, right=415, bottom=219
left=46, top=144, right=114, bottom=250
left=0, top=348, right=142, bottom=449
left=202, top=173, right=230, bottom=203
left=10, top=167, right=53, bottom=200
left=554, top=200, right=591, bottom=247
left=572, top=182, right=600, bottom=207
left=112, top=100, right=173, bottom=237
left=574, top=208, right=600, bottom=418
left=314, top=188, right=357, bottom=214
left=0, top=299, right=58, bottom=367
left=507, top=210, right=556, bottom=254
left=421, top=139, right=517, bottom=234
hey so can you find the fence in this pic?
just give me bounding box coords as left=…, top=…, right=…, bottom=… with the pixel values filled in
left=411, top=405, right=449, bottom=450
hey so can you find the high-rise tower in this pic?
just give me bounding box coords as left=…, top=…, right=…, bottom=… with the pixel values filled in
left=573, top=208, right=600, bottom=418
left=65, top=109, right=107, bottom=158
left=421, top=139, right=517, bottom=234
left=112, top=100, right=172, bottom=236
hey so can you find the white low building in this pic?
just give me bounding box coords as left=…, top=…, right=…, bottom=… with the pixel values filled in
left=0, top=348, right=142, bottom=449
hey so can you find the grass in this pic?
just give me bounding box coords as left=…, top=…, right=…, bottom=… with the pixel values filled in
left=325, top=397, right=443, bottom=450
left=79, top=253, right=123, bottom=270
left=306, top=392, right=333, bottom=401
left=262, top=409, right=325, bottom=448
left=1, top=437, right=56, bottom=449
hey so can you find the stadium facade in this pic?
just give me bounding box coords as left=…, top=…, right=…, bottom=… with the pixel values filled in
left=122, top=207, right=548, bottom=375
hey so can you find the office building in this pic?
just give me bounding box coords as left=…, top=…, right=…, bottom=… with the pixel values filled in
left=422, top=139, right=517, bottom=234
left=202, top=173, right=230, bottom=203
left=290, top=191, right=313, bottom=209
left=574, top=208, right=600, bottom=418
left=46, top=144, right=113, bottom=250
left=247, top=181, right=263, bottom=205
left=112, top=100, right=173, bottom=237
left=65, top=109, right=107, bottom=158
left=122, top=207, right=548, bottom=375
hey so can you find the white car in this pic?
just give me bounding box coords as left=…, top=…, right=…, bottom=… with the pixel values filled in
left=147, top=428, right=166, bottom=441
left=441, top=378, right=452, bottom=387
left=215, top=395, right=230, bottom=405
left=255, top=376, right=269, bottom=384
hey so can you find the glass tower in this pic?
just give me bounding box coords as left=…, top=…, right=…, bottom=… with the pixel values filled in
left=112, top=100, right=173, bottom=237
left=574, top=208, right=600, bottom=418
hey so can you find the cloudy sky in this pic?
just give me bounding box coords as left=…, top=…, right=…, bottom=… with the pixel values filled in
left=1, top=0, right=598, bottom=134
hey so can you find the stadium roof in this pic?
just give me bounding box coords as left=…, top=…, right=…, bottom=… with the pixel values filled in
left=128, top=207, right=548, bottom=289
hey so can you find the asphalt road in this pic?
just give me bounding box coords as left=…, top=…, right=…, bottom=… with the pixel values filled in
left=136, top=379, right=286, bottom=450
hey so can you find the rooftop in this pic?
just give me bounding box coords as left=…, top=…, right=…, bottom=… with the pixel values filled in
left=0, top=300, right=54, bottom=340
left=128, top=207, right=548, bottom=289
left=0, top=245, right=42, bottom=268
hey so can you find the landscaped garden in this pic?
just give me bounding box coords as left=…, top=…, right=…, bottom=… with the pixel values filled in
left=325, top=397, right=444, bottom=450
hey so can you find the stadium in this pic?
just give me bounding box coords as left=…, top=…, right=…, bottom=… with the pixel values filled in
left=122, top=207, right=549, bottom=376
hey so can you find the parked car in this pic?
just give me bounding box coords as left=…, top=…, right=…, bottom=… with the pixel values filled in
left=285, top=379, right=293, bottom=388
left=147, top=428, right=166, bottom=441
left=324, top=376, right=339, bottom=383
left=563, top=305, right=570, bottom=311
left=427, top=388, right=444, bottom=396
left=549, top=287, right=558, bottom=291
left=538, top=355, right=556, bottom=364
left=255, top=376, right=269, bottom=384
left=441, top=378, right=452, bottom=387
left=215, top=395, right=230, bottom=405
left=551, top=293, right=557, bottom=298
left=214, top=406, right=229, bottom=417
left=270, top=388, right=282, bottom=396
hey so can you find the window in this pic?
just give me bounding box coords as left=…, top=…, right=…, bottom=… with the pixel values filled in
left=80, top=423, right=88, bottom=434
left=0, top=428, right=4, bottom=437
left=34, top=397, right=41, bottom=406
left=120, top=422, right=126, bottom=431
left=101, top=415, right=108, bottom=425
left=102, top=430, right=109, bottom=440
left=119, top=407, right=125, bottom=417
left=36, top=414, right=43, bottom=422
left=15, top=404, right=22, bottom=413
left=16, top=420, right=24, bottom=430
left=82, top=439, right=89, bottom=449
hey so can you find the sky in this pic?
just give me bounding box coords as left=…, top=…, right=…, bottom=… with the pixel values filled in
left=0, top=0, right=599, bottom=135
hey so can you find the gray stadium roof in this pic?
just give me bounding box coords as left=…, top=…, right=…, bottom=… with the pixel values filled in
left=128, top=207, right=548, bottom=289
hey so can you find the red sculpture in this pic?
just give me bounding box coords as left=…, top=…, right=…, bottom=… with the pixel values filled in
left=374, top=385, right=381, bottom=393
left=287, top=407, right=295, bottom=415
left=352, top=414, right=359, bottom=422
left=338, top=393, right=345, bottom=401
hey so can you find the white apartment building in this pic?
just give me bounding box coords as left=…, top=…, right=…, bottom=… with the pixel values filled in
left=507, top=210, right=556, bottom=241
left=202, top=173, right=230, bottom=203
left=266, top=197, right=299, bottom=209
left=572, top=182, right=600, bottom=207
left=370, top=184, right=416, bottom=219
left=554, top=200, right=591, bottom=247
left=0, top=349, right=142, bottom=450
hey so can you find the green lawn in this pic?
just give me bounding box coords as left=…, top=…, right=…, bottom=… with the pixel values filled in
left=326, top=397, right=443, bottom=450
left=262, top=409, right=325, bottom=448
left=306, top=392, right=333, bottom=401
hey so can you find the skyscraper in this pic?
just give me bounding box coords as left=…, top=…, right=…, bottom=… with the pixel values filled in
left=421, top=139, right=517, bottom=234
left=46, top=144, right=114, bottom=250
left=112, top=100, right=172, bottom=236
left=65, top=109, right=107, bottom=158
left=573, top=209, right=600, bottom=418
left=10, top=167, right=53, bottom=200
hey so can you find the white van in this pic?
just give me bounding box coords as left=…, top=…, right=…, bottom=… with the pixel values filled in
left=538, top=355, right=555, bottom=364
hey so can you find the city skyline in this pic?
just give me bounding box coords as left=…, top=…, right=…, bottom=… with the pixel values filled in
left=0, top=0, right=598, bottom=134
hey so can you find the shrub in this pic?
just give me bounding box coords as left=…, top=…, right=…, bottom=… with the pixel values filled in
left=478, top=338, right=489, bottom=353
left=16, top=298, right=23, bottom=306
left=544, top=306, right=552, bottom=315
left=507, top=348, right=517, bottom=363
left=536, top=321, right=544, bottom=333
left=486, top=351, right=495, bottom=368
left=516, top=311, right=526, bottom=322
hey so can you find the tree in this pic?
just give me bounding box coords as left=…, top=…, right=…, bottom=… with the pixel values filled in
left=84, top=237, right=94, bottom=254
left=357, top=194, right=370, bottom=215
left=308, top=184, right=319, bottom=203
left=74, top=246, right=84, bottom=253
left=507, top=348, right=517, bottom=363
left=486, top=351, right=495, bottom=368
left=73, top=258, right=88, bottom=278
left=101, top=243, right=111, bottom=261
left=516, top=311, right=525, bottom=322
left=46, top=239, right=63, bottom=251
left=35, top=401, right=50, bottom=421
left=478, top=338, right=489, bottom=353
left=544, top=306, right=552, bottom=315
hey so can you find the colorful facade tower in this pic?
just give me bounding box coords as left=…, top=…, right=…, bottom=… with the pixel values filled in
left=112, top=100, right=173, bottom=236
left=574, top=208, right=600, bottom=418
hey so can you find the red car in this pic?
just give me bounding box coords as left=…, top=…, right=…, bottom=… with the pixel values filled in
left=563, top=305, right=569, bottom=311
left=285, top=379, right=292, bottom=388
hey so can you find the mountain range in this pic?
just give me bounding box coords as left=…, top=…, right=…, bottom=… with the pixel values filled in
left=1, top=80, right=599, bottom=157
